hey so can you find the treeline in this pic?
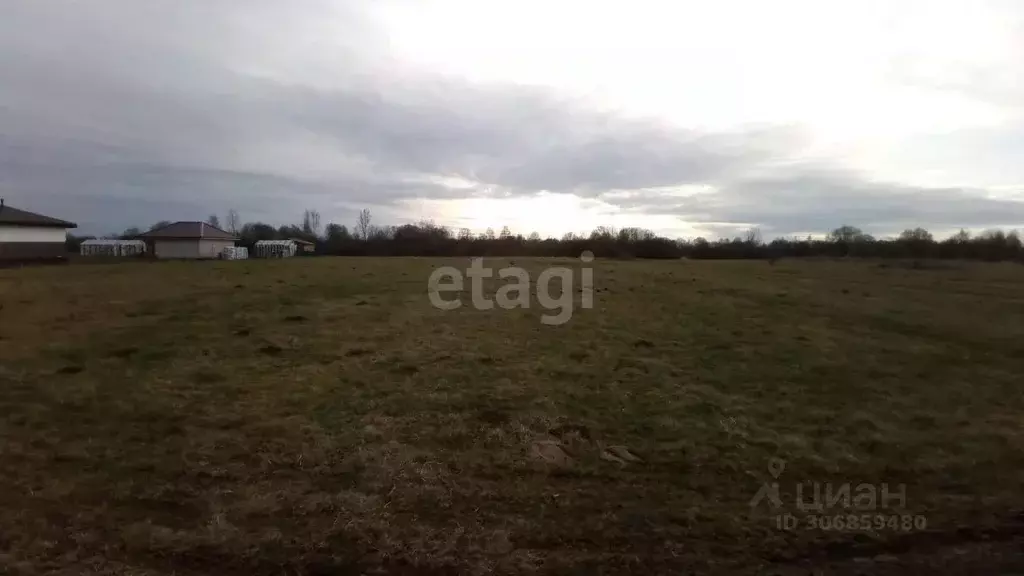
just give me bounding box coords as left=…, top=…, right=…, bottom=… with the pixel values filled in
left=316, top=222, right=1024, bottom=262
left=692, top=227, right=1024, bottom=262
left=67, top=209, right=1024, bottom=262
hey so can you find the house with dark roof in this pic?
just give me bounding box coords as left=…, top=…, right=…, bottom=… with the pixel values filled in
left=137, top=221, right=238, bottom=259
left=289, top=238, right=316, bottom=253
left=0, top=198, right=78, bottom=261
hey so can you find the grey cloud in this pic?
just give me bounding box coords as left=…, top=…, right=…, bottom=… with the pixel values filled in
left=0, top=1, right=803, bottom=235
left=281, top=82, right=803, bottom=192
left=707, top=169, right=1024, bottom=236
left=0, top=146, right=468, bottom=233
left=606, top=165, right=1024, bottom=237
left=2, top=1, right=1023, bottom=237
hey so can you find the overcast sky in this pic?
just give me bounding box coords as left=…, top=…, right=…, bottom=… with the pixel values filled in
left=2, top=0, right=1023, bottom=239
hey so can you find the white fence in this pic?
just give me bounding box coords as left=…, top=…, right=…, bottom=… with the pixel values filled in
left=254, top=240, right=297, bottom=258
left=80, top=239, right=147, bottom=257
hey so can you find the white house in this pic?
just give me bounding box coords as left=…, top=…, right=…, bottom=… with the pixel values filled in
left=0, top=198, right=77, bottom=261
left=138, top=221, right=238, bottom=259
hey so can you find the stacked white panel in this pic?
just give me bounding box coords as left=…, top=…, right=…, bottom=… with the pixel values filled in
left=80, top=239, right=147, bottom=257
left=253, top=240, right=297, bottom=258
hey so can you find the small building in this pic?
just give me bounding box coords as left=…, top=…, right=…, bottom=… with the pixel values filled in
left=254, top=240, right=297, bottom=258
left=289, top=238, right=316, bottom=254
left=80, top=239, right=147, bottom=257
left=0, top=199, right=77, bottom=261
left=138, top=221, right=237, bottom=259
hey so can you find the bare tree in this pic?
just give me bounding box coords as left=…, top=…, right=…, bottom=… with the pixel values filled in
left=207, top=214, right=221, bottom=229
left=356, top=209, right=372, bottom=240
left=325, top=223, right=349, bottom=240
left=949, top=229, right=971, bottom=244
left=458, top=227, right=473, bottom=241
left=499, top=225, right=512, bottom=239
left=828, top=225, right=866, bottom=243
left=302, top=209, right=322, bottom=237
left=899, top=227, right=933, bottom=242
left=226, top=209, right=241, bottom=235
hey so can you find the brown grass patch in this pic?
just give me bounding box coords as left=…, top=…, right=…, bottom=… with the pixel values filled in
left=0, top=257, right=1023, bottom=573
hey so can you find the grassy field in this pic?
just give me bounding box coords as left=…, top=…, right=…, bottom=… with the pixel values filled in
left=1, top=256, right=1023, bottom=574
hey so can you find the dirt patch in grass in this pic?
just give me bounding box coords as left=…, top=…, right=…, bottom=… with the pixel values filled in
left=531, top=440, right=574, bottom=467
left=55, top=365, right=84, bottom=375
left=108, top=346, right=139, bottom=359
left=192, top=369, right=227, bottom=384
left=258, top=344, right=284, bottom=356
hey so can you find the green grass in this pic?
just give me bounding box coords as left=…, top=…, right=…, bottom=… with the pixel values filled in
left=1, top=257, right=1023, bottom=574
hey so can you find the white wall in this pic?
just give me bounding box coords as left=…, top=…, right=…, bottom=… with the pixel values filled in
left=199, top=239, right=235, bottom=258
left=0, top=226, right=66, bottom=243
left=154, top=240, right=200, bottom=259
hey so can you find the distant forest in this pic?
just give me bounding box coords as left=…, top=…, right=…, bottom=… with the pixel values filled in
left=68, top=209, right=1024, bottom=262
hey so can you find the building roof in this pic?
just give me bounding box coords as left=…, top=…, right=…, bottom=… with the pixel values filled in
left=0, top=200, right=78, bottom=229
left=288, top=238, right=316, bottom=246
left=254, top=239, right=297, bottom=246
left=138, top=221, right=237, bottom=240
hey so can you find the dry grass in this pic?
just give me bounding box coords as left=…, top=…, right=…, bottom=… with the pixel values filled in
left=1, top=257, right=1023, bottom=574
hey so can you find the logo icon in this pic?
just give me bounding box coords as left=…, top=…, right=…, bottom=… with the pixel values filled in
left=750, top=458, right=786, bottom=508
